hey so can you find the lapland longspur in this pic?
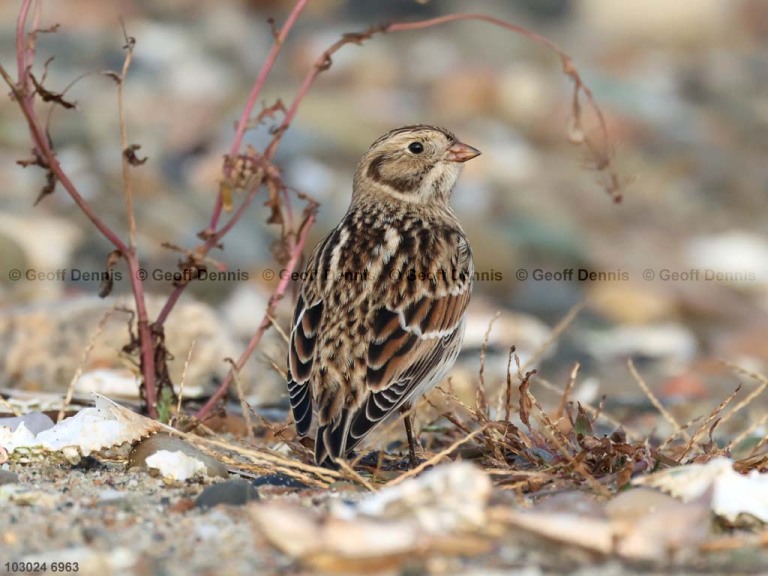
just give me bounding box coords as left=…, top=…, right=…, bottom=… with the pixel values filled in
left=287, top=125, right=480, bottom=467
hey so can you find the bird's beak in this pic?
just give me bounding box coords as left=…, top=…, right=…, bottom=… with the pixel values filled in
left=445, top=141, right=481, bottom=163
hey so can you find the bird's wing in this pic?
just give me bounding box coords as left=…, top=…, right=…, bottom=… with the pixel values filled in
left=286, top=235, right=329, bottom=437
left=316, top=235, right=473, bottom=463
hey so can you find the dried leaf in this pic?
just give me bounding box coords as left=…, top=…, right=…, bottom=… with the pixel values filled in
left=99, top=249, right=123, bottom=298
left=123, top=144, right=147, bottom=166
left=29, top=72, right=76, bottom=109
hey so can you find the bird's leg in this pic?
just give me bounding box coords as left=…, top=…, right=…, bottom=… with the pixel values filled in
left=400, top=404, right=419, bottom=467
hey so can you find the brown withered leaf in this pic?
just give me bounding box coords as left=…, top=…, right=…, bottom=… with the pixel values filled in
left=270, top=237, right=291, bottom=265
left=99, top=249, right=123, bottom=298
left=124, top=144, right=148, bottom=166
left=518, top=370, right=535, bottom=428
left=34, top=166, right=57, bottom=205
left=29, top=73, right=76, bottom=109
left=102, top=71, right=122, bottom=84
left=572, top=402, right=593, bottom=437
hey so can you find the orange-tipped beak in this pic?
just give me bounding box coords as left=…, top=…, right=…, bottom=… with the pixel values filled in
left=446, top=141, right=481, bottom=163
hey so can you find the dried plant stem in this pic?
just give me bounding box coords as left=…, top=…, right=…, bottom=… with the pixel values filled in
left=58, top=306, right=117, bottom=422
left=521, top=301, right=585, bottom=374
left=3, top=3, right=160, bottom=416
left=196, top=212, right=316, bottom=419
left=174, top=429, right=341, bottom=485
left=336, top=460, right=377, bottom=492
left=117, top=26, right=137, bottom=249
left=477, top=312, right=500, bottom=416
left=536, top=375, right=642, bottom=442
left=627, top=359, right=688, bottom=443
left=730, top=413, right=768, bottom=453
left=554, top=362, right=580, bottom=422
left=113, top=28, right=158, bottom=416
left=387, top=426, right=488, bottom=487
left=210, top=0, right=310, bottom=229
left=229, top=358, right=256, bottom=442
left=0, top=395, right=22, bottom=417
left=719, top=361, right=768, bottom=429
left=679, top=384, right=742, bottom=462
left=175, top=339, right=196, bottom=417
left=502, top=346, right=515, bottom=422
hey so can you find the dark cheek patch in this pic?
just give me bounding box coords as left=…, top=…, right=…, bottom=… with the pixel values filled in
left=367, top=153, right=435, bottom=195
left=367, top=155, right=385, bottom=183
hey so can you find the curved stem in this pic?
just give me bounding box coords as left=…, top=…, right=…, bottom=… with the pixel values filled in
left=209, top=0, right=310, bottom=230
left=196, top=211, right=315, bottom=420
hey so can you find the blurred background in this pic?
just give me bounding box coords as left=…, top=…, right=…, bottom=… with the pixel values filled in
left=1, top=0, right=767, bottom=437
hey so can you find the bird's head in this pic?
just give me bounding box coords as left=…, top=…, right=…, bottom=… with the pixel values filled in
left=353, top=125, right=480, bottom=205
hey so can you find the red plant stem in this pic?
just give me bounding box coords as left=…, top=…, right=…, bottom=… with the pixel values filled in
left=153, top=163, right=279, bottom=327
left=154, top=0, right=310, bottom=338
left=16, top=0, right=33, bottom=88
left=196, top=212, right=316, bottom=419
left=208, top=0, right=310, bottom=230
left=11, top=2, right=159, bottom=417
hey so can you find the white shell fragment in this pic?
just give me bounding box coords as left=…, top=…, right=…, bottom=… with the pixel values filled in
left=333, top=462, right=492, bottom=534
left=145, top=450, right=207, bottom=482
left=632, top=457, right=768, bottom=523
left=0, top=393, right=163, bottom=461
left=251, top=463, right=493, bottom=571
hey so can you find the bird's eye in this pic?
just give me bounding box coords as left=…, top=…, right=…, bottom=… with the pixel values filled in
left=407, top=141, right=424, bottom=154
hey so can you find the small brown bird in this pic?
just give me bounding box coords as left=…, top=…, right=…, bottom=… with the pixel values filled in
left=287, top=125, right=480, bottom=467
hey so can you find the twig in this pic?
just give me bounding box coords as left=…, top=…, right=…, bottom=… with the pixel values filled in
left=387, top=426, right=488, bottom=487
left=521, top=300, right=585, bottom=374
left=336, top=459, right=378, bottom=492
left=535, top=374, right=642, bottom=442
left=210, top=0, right=310, bottom=229
left=730, top=413, right=768, bottom=453
left=58, top=305, right=117, bottom=422
left=719, top=361, right=768, bottom=428
left=477, top=312, right=500, bottom=416
left=627, top=358, right=688, bottom=442
left=117, top=21, right=138, bottom=249
left=679, top=384, right=742, bottom=462
left=0, top=395, right=22, bottom=417
left=175, top=339, right=196, bottom=417
left=502, top=345, right=516, bottom=422
left=554, top=362, right=579, bottom=422
left=266, top=312, right=290, bottom=344
left=196, top=211, right=316, bottom=418
left=229, top=358, right=256, bottom=442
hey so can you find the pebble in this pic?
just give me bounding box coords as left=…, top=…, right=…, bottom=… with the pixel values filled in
left=0, top=412, right=55, bottom=435
left=195, top=479, right=259, bottom=509
left=129, top=434, right=229, bottom=479
left=0, top=469, right=20, bottom=485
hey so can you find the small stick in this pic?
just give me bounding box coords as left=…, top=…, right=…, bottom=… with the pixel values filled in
left=679, top=384, right=742, bottom=462
left=627, top=358, right=688, bottom=442
left=387, top=426, right=488, bottom=487
left=58, top=305, right=116, bottom=422
left=477, top=312, right=500, bottom=416
left=175, top=339, right=196, bottom=417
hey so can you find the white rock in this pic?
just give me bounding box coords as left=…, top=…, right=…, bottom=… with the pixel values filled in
left=686, top=232, right=768, bottom=287
left=145, top=450, right=207, bottom=482
left=581, top=323, right=697, bottom=363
